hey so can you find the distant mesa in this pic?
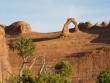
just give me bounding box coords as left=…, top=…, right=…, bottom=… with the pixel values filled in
left=78, top=21, right=93, bottom=30
left=5, top=21, right=32, bottom=35
left=78, top=21, right=110, bottom=31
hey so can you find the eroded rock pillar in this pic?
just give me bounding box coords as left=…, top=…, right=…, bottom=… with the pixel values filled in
left=0, top=26, right=11, bottom=82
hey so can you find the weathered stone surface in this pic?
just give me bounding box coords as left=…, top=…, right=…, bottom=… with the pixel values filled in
left=62, top=18, right=79, bottom=36
left=85, top=21, right=93, bottom=29
left=78, top=21, right=93, bottom=30
left=0, top=26, right=11, bottom=82
left=5, top=21, right=32, bottom=35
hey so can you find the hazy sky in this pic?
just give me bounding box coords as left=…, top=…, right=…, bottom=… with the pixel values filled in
left=0, top=0, right=110, bottom=32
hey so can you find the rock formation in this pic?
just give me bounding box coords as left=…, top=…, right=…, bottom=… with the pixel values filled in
left=5, top=21, right=32, bottom=35
left=78, top=21, right=93, bottom=30
left=85, top=21, right=93, bottom=29
left=62, top=18, right=79, bottom=36
left=0, top=26, right=11, bottom=82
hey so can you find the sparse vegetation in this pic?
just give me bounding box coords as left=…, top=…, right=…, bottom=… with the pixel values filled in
left=7, top=61, right=73, bottom=83
left=8, top=75, right=20, bottom=83
left=21, top=68, right=35, bottom=83
left=36, top=72, right=62, bottom=83
left=96, top=70, right=110, bottom=83
left=9, top=36, right=36, bottom=76
left=54, top=61, right=73, bottom=83
left=8, top=36, right=73, bottom=83
left=1, top=19, right=110, bottom=83
left=55, top=61, right=73, bottom=78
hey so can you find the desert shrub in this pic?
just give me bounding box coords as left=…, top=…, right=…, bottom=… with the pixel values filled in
left=55, top=61, right=73, bottom=77
left=21, top=68, right=35, bottom=83
left=36, top=60, right=73, bottom=83
left=7, top=61, right=73, bottom=83
left=9, top=36, right=36, bottom=57
left=36, top=72, right=51, bottom=83
left=8, top=69, right=35, bottom=83
left=49, top=74, right=62, bottom=83
left=36, top=72, right=62, bottom=83
left=96, top=70, right=110, bottom=83
left=9, top=36, right=36, bottom=76
left=8, top=75, right=20, bottom=83
left=55, top=61, right=73, bottom=83
left=36, top=72, right=50, bottom=83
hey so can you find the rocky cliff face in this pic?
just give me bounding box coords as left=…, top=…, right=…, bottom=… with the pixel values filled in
left=0, top=26, right=11, bottom=82
left=67, top=47, right=110, bottom=83
left=5, top=21, right=32, bottom=35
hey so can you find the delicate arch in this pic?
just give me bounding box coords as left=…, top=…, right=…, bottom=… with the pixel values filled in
left=62, top=18, right=79, bottom=36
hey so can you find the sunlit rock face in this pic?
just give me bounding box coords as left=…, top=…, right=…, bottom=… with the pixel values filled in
left=0, top=26, right=11, bottom=82
left=62, top=18, right=79, bottom=36
left=5, top=21, right=32, bottom=35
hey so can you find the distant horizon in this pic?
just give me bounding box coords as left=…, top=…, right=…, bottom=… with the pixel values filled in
left=0, top=0, right=110, bottom=32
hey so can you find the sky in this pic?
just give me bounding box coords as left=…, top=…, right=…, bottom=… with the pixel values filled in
left=0, top=0, right=110, bottom=32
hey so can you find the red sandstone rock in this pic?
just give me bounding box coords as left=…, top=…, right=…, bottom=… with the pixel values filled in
left=0, top=26, right=11, bottom=83
left=62, top=18, right=79, bottom=36
left=6, top=21, right=32, bottom=35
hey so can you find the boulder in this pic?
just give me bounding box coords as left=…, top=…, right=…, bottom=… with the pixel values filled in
left=6, top=21, right=32, bottom=35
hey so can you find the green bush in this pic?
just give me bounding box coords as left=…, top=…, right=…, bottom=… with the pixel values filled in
left=7, top=60, right=73, bottom=83
left=8, top=69, right=35, bottom=83
left=55, top=61, right=73, bottom=77
left=49, top=74, right=62, bottom=83
left=8, top=75, right=20, bottom=83
left=36, top=72, right=50, bottom=83
left=9, top=36, right=36, bottom=76
left=36, top=72, right=62, bottom=83
left=21, top=68, right=35, bottom=83
left=55, top=61, right=73, bottom=83
left=96, top=70, right=110, bottom=83
left=9, top=36, right=36, bottom=57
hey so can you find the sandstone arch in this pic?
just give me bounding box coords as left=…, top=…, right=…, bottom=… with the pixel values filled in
left=0, top=26, right=11, bottom=82
left=62, top=18, right=79, bottom=36
left=6, top=21, right=32, bottom=35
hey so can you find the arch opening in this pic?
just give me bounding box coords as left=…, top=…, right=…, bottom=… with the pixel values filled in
left=69, top=23, right=75, bottom=33
left=62, top=18, right=79, bottom=36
